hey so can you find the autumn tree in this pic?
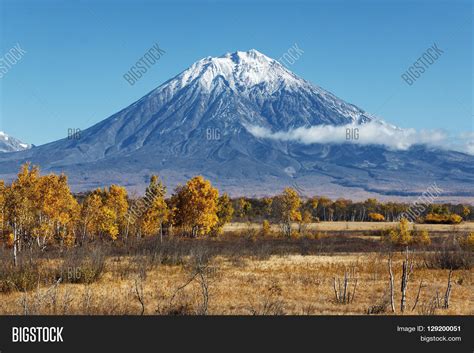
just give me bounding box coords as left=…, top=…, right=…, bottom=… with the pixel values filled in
left=388, top=218, right=413, bottom=246
left=398, top=218, right=413, bottom=245
left=0, top=180, right=5, bottom=239
left=34, top=173, right=79, bottom=247
left=0, top=180, right=11, bottom=248
left=136, top=175, right=169, bottom=241
left=105, top=185, right=129, bottom=237
left=273, top=187, right=302, bottom=237
left=303, top=196, right=320, bottom=222
left=361, top=198, right=378, bottom=221
left=211, top=193, right=234, bottom=235
left=80, top=186, right=128, bottom=241
left=262, top=197, right=273, bottom=219
left=171, top=176, right=219, bottom=237
left=99, top=207, right=119, bottom=240
left=4, top=163, right=40, bottom=265
left=1, top=164, right=79, bottom=264
left=80, top=192, right=103, bottom=242
left=334, top=199, right=350, bottom=221
left=461, top=206, right=470, bottom=220
left=364, top=198, right=378, bottom=213
left=318, top=196, right=331, bottom=221
left=236, top=197, right=252, bottom=220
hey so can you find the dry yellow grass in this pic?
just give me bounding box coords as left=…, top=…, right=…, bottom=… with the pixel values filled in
left=224, top=221, right=474, bottom=232
left=1, top=252, right=471, bottom=315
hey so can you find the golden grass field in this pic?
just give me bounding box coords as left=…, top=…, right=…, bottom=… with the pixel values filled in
left=224, top=221, right=474, bottom=232
left=0, top=228, right=472, bottom=316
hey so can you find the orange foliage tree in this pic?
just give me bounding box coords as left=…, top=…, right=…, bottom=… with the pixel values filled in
left=1, top=164, right=78, bottom=264
left=273, top=187, right=302, bottom=237
left=170, top=176, right=219, bottom=237
left=136, top=175, right=169, bottom=240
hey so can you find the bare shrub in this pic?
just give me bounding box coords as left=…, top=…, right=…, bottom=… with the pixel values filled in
left=333, top=267, right=358, bottom=304
left=367, top=292, right=390, bottom=315
left=152, top=238, right=187, bottom=266
left=423, top=245, right=472, bottom=270
left=162, top=246, right=216, bottom=315
left=81, top=285, right=93, bottom=314
left=0, top=260, right=40, bottom=293
left=418, top=296, right=439, bottom=315
left=58, top=246, right=105, bottom=284
left=134, top=277, right=145, bottom=315
left=248, top=281, right=284, bottom=315
left=157, top=290, right=195, bottom=316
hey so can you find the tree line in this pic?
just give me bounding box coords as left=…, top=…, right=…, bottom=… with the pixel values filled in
left=232, top=195, right=472, bottom=223
left=0, top=164, right=472, bottom=264
left=0, top=164, right=236, bottom=265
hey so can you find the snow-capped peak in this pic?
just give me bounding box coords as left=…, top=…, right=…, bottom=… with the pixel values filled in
left=0, top=131, right=32, bottom=153
left=165, top=49, right=305, bottom=94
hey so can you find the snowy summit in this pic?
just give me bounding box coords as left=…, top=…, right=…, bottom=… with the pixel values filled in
left=0, top=131, right=31, bottom=153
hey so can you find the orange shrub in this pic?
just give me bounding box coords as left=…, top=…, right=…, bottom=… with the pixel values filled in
left=368, top=212, right=385, bottom=222
left=424, top=213, right=462, bottom=224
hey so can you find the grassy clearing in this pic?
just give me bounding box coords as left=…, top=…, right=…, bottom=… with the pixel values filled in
left=0, top=232, right=471, bottom=315
left=0, top=253, right=471, bottom=315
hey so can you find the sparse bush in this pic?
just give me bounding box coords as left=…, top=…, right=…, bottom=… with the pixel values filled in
left=418, top=298, right=438, bottom=315
left=460, top=232, right=474, bottom=251
left=58, top=247, right=105, bottom=284
left=384, top=218, right=412, bottom=245
left=0, top=261, right=40, bottom=293
left=424, top=245, right=472, bottom=270
left=248, top=281, right=284, bottom=315
left=412, top=229, right=431, bottom=246
left=367, top=294, right=390, bottom=315
left=388, top=229, right=398, bottom=243
left=158, top=301, right=195, bottom=315
left=262, top=220, right=271, bottom=237
left=152, top=238, right=187, bottom=266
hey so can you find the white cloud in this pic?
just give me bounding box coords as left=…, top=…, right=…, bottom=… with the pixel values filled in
left=451, top=131, right=474, bottom=155
left=245, top=120, right=474, bottom=155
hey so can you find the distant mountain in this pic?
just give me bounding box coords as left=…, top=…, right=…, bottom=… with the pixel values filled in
left=0, top=131, right=31, bottom=153
left=0, top=50, right=472, bottom=202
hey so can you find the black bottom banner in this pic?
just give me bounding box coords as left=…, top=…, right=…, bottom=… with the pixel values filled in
left=0, top=315, right=472, bottom=353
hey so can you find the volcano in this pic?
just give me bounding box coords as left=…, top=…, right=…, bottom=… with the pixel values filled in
left=0, top=49, right=472, bottom=201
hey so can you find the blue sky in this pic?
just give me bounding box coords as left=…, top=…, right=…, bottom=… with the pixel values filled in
left=0, top=0, right=472, bottom=146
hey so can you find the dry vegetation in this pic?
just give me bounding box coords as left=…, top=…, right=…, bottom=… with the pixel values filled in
left=224, top=221, right=474, bottom=233
left=0, top=231, right=472, bottom=316
left=1, top=165, right=472, bottom=315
